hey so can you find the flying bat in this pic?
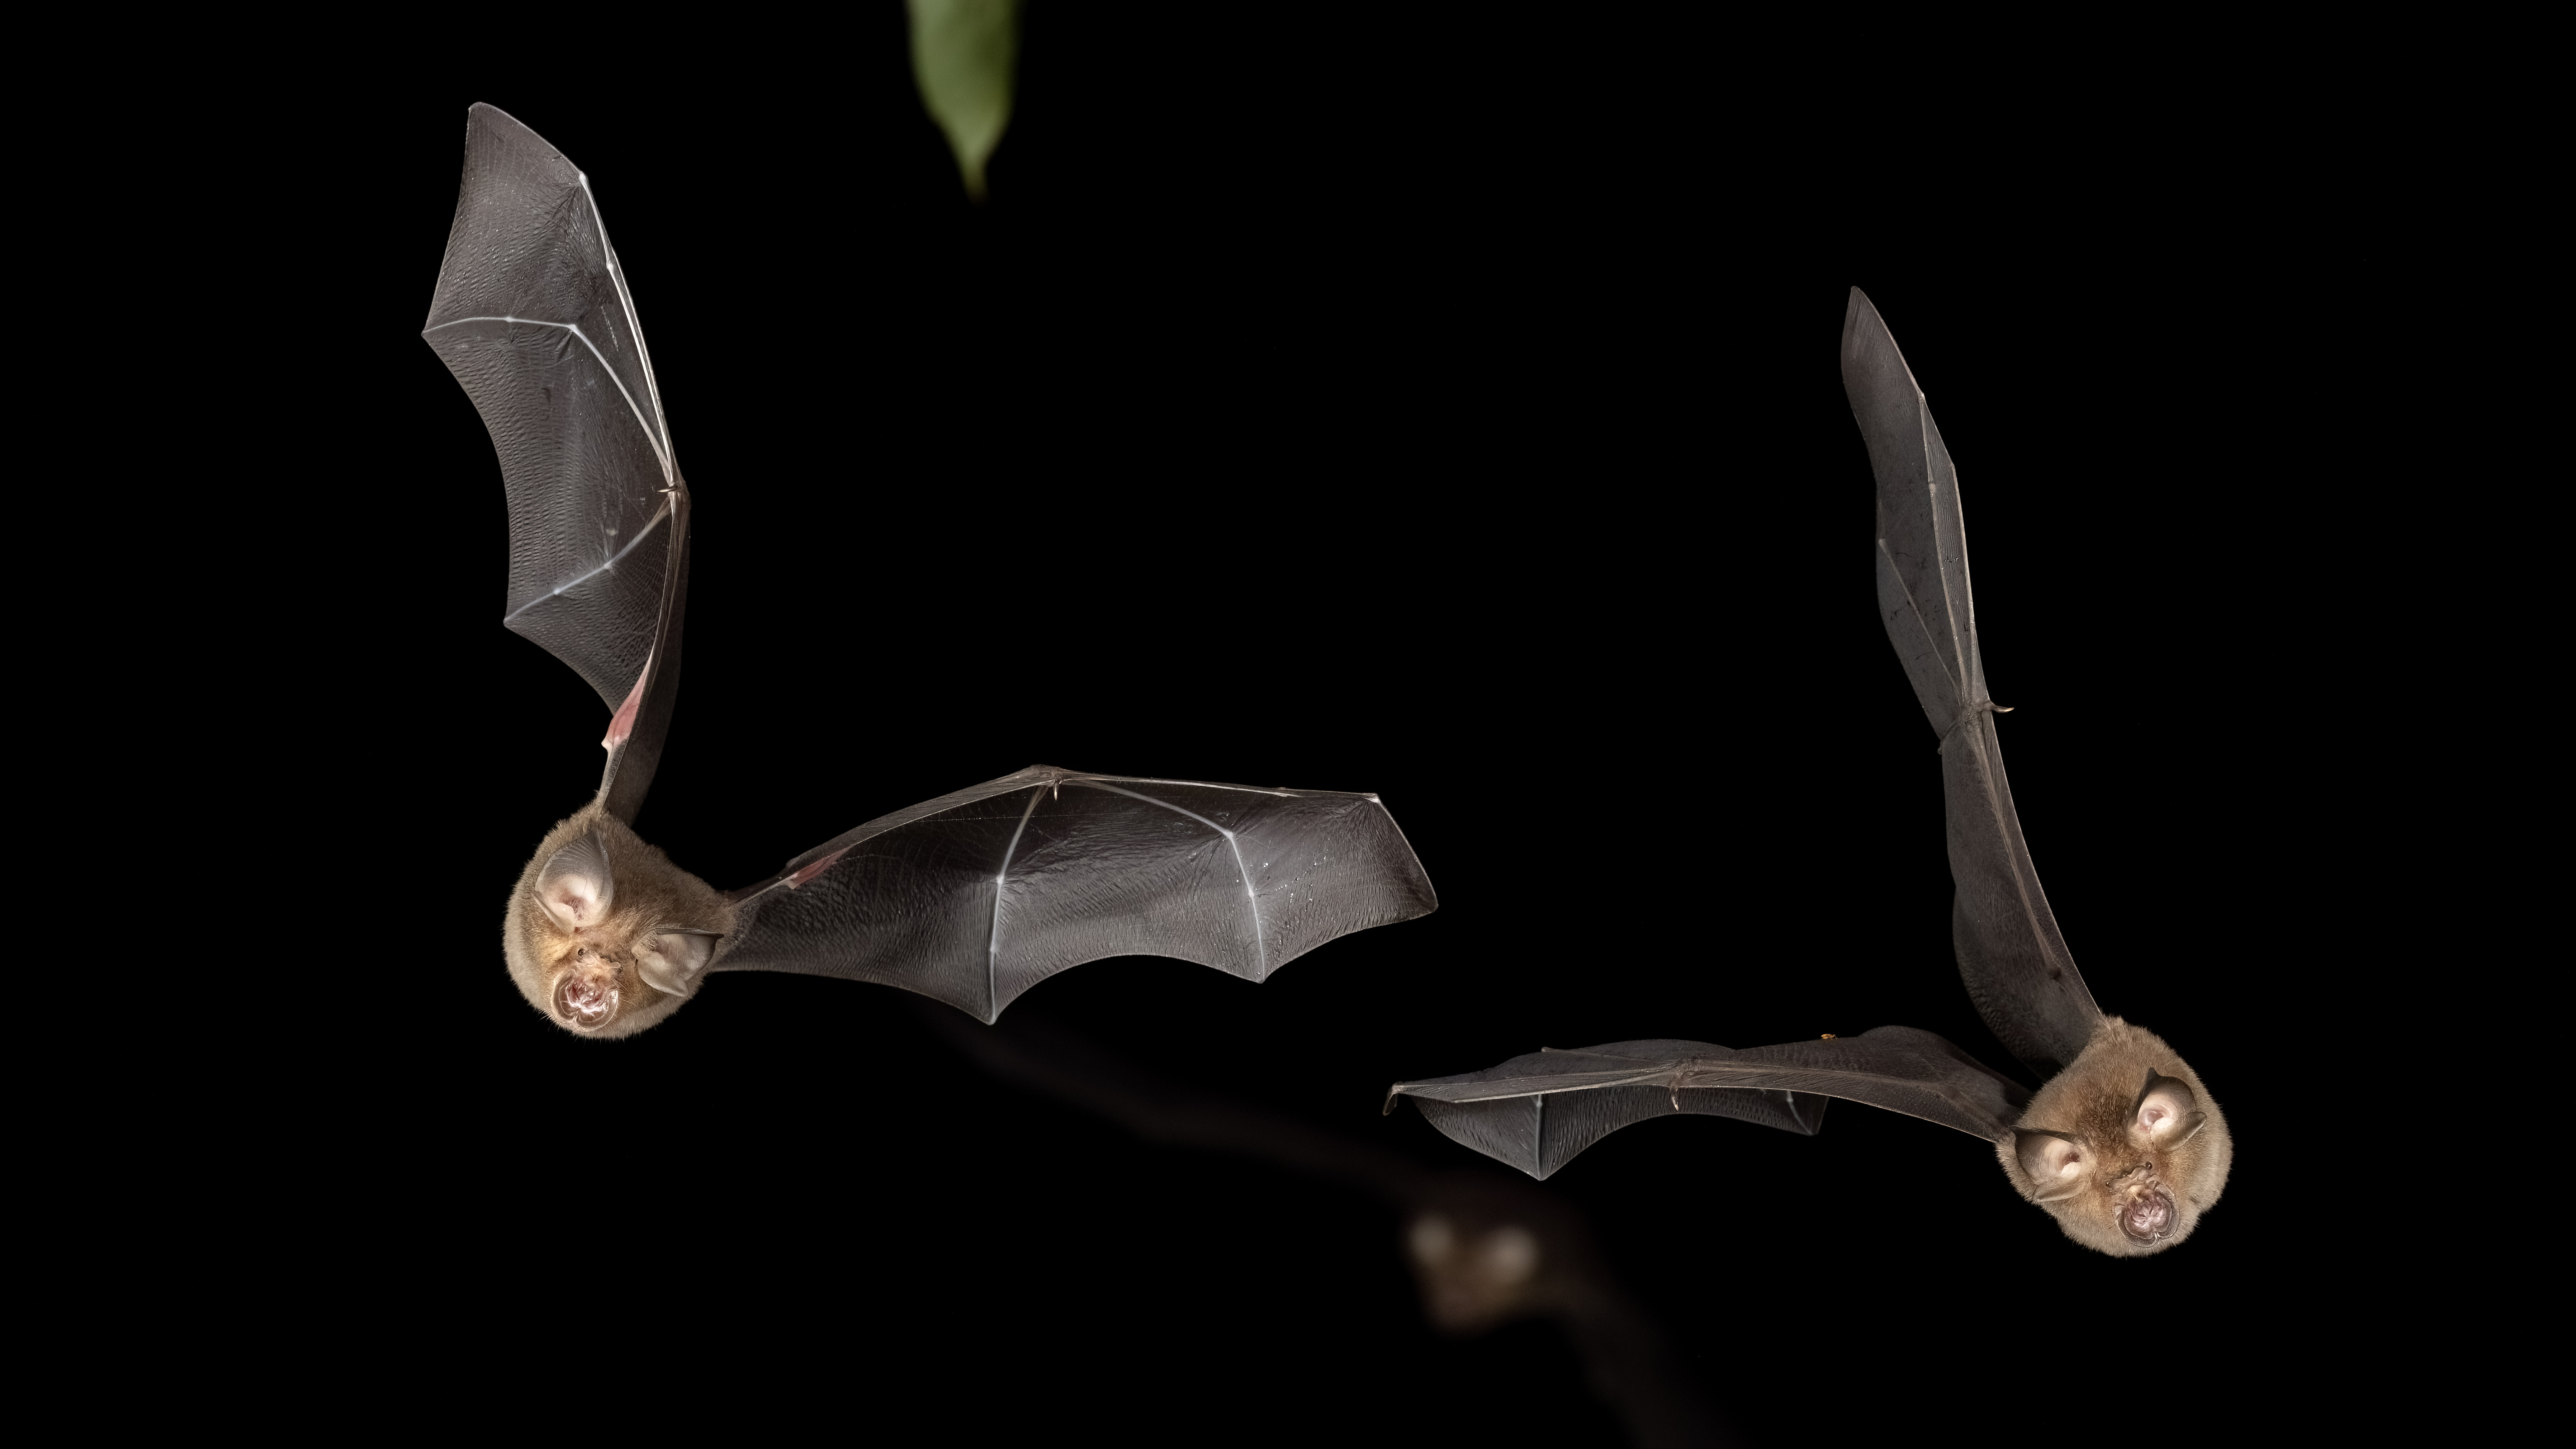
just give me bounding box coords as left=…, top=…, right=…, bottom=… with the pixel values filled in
left=423, top=104, right=1435, bottom=1037
left=915, top=1004, right=1726, bottom=1448
left=1383, top=289, right=2232, bottom=1256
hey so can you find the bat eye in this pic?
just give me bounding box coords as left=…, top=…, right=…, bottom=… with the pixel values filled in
left=553, top=972, right=618, bottom=1032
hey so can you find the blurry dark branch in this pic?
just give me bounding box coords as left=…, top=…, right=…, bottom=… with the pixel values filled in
left=915, top=1002, right=1733, bottom=1449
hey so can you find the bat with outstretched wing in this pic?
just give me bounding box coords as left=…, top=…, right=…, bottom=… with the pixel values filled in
left=1385, top=290, right=2231, bottom=1256
left=425, top=104, right=1435, bottom=1039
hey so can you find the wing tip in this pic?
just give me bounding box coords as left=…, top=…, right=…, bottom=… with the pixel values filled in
left=1839, top=287, right=1926, bottom=410
left=1842, top=285, right=1885, bottom=351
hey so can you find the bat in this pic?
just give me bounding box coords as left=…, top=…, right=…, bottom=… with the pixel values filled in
left=914, top=1003, right=1729, bottom=1448
left=1383, top=289, right=2233, bottom=1256
left=424, top=103, right=1436, bottom=1037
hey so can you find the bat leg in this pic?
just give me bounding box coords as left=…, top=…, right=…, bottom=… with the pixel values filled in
left=784, top=847, right=853, bottom=890
left=601, top=648, right=653, bottom=751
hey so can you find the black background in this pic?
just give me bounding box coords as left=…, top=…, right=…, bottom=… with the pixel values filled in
left=250, top=11, right=2370, bottom=1443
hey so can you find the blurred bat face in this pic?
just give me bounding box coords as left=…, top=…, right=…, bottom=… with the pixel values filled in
left=1406, top=1213, right=1545, bottom=1332
left=502, top=808, right=735, bottom=1038
left=2002, top=1018, right=2233, bottom=1255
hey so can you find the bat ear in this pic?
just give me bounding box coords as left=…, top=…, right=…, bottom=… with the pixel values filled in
left=535, top=830, right=616, bottom=932
left=2131, top=1071, right=2208, bottom=1147
left=2014, top=1128, right=2089, bottom=1202
left=635, top=930, right=717, bottom=999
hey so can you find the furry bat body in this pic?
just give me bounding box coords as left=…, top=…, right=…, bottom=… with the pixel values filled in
left=1385, top=290, right=2231, bottom=1256
left=429, top=104, right=1435, bottom=1036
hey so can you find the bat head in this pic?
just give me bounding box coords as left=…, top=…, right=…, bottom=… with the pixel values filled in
left=1405, top=1212, right=1546, bottom=1332
left=503, top=807, right=735, bottom=1039
left=1998, top=1017, right=2234, bottom=1256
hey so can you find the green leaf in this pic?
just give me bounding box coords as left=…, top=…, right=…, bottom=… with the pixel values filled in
left=907, top=0, right=1022, bottom=200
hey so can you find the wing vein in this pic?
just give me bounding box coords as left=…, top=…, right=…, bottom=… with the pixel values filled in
left=501, top=497, right=672, bottom=624
left=1061, top=775, right=1303, bottom=797
left=577, top=174, right=673, bottom=457
left=422, top=315, right=674, bottom=483
left=986, top=786, right=1046, bottom=1022
left=1967, top=723, right=2069, bottom=978
left=1068, top=780, right=1268, bottom=976
left=1914, top=408, right=1975, bottom=689
left=1877, top=536, right=1965, bottom=707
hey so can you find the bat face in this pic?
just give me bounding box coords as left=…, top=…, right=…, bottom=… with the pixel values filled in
left=502, top=808, right=735, bottom=1038
left=1405, top=1212, right=1547, bottom=1332
left=2000, top=1017, right=2233, bottom=1256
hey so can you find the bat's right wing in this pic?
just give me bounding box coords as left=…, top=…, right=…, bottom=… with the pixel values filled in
left=1384, top=1027, right=2030, bottom=1180
left=710, top=764, right=1437, bottom=1022
left=425, top=103, right=687, bottom=824
left=1841, top=288, right=2104, bottom=1077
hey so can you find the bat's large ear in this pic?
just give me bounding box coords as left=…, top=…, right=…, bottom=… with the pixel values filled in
left=635, top=930, right=717, bottom=999
left=2131, top=1071, right=2208, bottom=1148
left=535, top=831, right=616, bottom=931
left=2014, top=1128, right=2089, bottom=1203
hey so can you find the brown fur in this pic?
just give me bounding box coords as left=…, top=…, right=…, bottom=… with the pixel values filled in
left=502, top=801, right=736, bottom=1039
left=1999, top=1017, right=2233, bottom=1256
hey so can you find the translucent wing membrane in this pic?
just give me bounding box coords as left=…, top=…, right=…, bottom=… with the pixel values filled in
left=1387, top=1027, right=2030, bottom=1180
left=712, top=765, right=1439, bottom=1022
left=1387, top=296, right=2106, bottom=1186
left=425, top=103, right=677, bottom=712
left=1840, top=289, right=2103, bottom=1076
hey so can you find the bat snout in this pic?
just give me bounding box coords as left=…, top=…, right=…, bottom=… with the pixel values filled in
left=553, top=963, right=620, bottom=1033
left=2118, top=1185, right=2177, bottom=1245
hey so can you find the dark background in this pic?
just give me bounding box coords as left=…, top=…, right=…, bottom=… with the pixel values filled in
left=246, top=11, right=2367, bottom=1443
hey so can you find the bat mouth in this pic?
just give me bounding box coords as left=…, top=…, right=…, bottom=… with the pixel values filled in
left=553, top=973, right=619, bottom=1032
left=2119, top=1186, right=2178, bottom=1245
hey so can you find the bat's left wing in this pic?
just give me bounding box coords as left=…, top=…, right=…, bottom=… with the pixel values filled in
left=1385, top=1027, right=2030, bottom=1179
left=710, top=765, right=1438, bottom=1022
left=424, top=103, right=686, bottom=823
left=1842, top=288, right=2104, bottom=1076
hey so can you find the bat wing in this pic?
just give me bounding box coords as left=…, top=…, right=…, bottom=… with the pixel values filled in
left=425, top=103, right=687, bottom=823
left=709, top=765, right=1439, bottom=1022
left=1841, top=288, right=2104, bottom=1077
left=1384, top=1026, right=2031, bottom=1180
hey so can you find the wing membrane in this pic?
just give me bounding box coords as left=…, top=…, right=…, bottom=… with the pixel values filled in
left=1388, top=1027, right=2028, bottom=1180
left=1841, top=288, right=2103, bottom=1075
left=711, top=765, right=1439, bottom=1021
left=425, top=103, right=689, bottom=819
